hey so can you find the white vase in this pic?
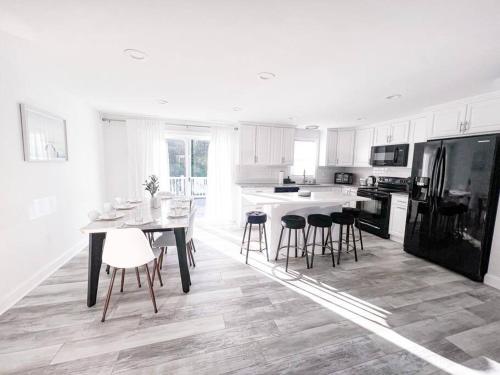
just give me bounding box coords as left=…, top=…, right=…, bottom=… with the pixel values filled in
left=150, top=196, right=161, bottom=209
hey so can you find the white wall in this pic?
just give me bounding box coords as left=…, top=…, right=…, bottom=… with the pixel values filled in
left=102, top=121, right=129, bottom=199
left=485, top=205, right=500, bottom=289
left=0, top=32, right=105, bottom=313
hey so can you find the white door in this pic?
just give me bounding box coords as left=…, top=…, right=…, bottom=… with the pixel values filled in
left=429, top=105, right=466, bottom=138
left=281, top=128, right=295, bottom=164
left=326, top=130, right=339, bottom=165
left=336, top=129, right=355, bottom=166
left=374, top=124, right=392, bottom=145
left=466, top=96, right=500, bottom=134
left=255, top=126, right=271, bottom=165
left=238, top=125, right=256, bottom=164
left=353, top=127, right=374, bottom=167
left=391, top=121, right=410, bottom=143
left=268, top=127, right=283, bottom=165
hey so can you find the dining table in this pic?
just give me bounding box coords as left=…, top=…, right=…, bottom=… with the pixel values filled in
left=80, top=198, right=191, bottom=307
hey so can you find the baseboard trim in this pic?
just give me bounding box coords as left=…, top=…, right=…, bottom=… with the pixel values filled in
left=484, top=273, right=500, bottom=290
left=0, top=239, right=87, bottom=315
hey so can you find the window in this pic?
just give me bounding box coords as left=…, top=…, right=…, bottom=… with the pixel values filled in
left=291, top=140, right=318, bottom=176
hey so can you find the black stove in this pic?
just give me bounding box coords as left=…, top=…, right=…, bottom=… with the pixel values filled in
left=356, top=177, right=409, bottom=238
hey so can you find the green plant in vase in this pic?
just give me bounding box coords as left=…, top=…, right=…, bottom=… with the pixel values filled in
left=143, top=175, right=160, bottom=208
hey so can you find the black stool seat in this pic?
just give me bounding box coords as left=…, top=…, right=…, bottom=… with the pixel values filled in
left=246, top=211, right=267, bottom=224
left=331, top=212, right=354, bottom=225
left=342, top=207, right=360, bottom=218
left=281, top=215, right=306, bottom=229
left=307, top=214, right=332, bottom=228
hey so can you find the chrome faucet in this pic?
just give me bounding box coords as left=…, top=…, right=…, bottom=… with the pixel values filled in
left=303, top=169, right=307, bottom=184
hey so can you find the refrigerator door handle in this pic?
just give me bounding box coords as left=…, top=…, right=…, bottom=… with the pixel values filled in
left=429, top=147, right=441, bottom=198
left=438, top=147, right=446, bottom=198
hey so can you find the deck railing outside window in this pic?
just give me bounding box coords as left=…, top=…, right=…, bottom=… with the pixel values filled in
left=166, top=177, right=208, bottom=197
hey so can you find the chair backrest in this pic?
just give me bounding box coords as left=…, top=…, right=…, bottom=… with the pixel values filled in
left=186, top=205, right=197, bottom=242
left=103, top=228, right=155, bottom=269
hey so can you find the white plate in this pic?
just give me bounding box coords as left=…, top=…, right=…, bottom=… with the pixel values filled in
left=127, top=199, right=142, bottom=204
left=168, top=213, right=188, bottom=218
left=96, top=213, right=125, bottom=221
left=124, top=219, right=154, bottom=226
left=114, top=204, right=136, bottom=210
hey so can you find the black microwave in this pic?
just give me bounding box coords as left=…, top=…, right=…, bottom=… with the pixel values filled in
left=370, top=144, right=409, bottom=167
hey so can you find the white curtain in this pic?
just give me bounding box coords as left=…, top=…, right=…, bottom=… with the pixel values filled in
left=206, top=126, right=236, bottom=222
left=126, top=119, right=169, bottom=199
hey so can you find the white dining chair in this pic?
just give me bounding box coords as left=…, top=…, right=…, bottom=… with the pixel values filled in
left=101, top=228, right=159, bottom=322
left=152, top=205, right=197, bottom=280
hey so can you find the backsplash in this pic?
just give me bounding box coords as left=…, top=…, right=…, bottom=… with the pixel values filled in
left=235, top=165, right=337, bottom=184
left=342, top=167, right=411, bottom=184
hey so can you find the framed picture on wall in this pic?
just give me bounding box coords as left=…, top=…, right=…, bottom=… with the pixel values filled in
left=20, top=103, right=68, bottom=162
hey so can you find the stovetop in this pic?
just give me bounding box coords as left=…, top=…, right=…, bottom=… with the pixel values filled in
left=357, top=176, right=409, bottom=195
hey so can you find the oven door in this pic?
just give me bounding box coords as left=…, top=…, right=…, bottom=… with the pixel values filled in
left=356, top=193, right=391, bottom=238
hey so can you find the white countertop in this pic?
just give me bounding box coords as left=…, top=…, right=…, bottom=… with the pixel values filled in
left=241, top=191, right=370, bottom=206
left=236, top=182, right=359, bottom=188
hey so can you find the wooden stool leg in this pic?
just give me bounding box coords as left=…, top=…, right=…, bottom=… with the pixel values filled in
left=144, top=263, right=158, bottom=313
left=295, top=229, right=298, bottom=258
left=241, top=223, right=248, bottom=254
left=245, top=224, right=252, bottom=264
left=120, top=269, right=125, bottom=293
left=135, top=267, right=141, bottom=288
left=263, top=224, right=269, bottom=261
left=303, top=225, right=311, bottom=257
left=321, top=228, right=326, bottom=255
left=311, top=226, right=317, bottom=268
left=337, top=225, right=343, bottom=265
left=101, top=268, right=117, bottom=322
left=302, top=228, right=309, bottom=269
left=351, top=225, right=358, bottom=262
left=357, top=220, right=364, bottom=250
left=328, top=227, right=335, bottom=267
left=258, top=224, right=263, bottom=252
left=285, top=229, right=291, bottom=272
left=275, top=227, right=284, bottom=260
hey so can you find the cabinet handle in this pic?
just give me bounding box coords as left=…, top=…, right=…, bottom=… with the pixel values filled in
left=463, top=121, right=468, bottom=132
left=254, top=155, right=258, bottom=163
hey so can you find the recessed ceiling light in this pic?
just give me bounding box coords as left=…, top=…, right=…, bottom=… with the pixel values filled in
left=305, top=125, right=319, bottom=130
left=158, top=99, right=168, bottom=104
left=123, top=48, right=148, bottom=60
left=233, top=106, right=242, bottom=111
left=386, top=94, right=402, bottom=100
left=357, top=117, right=366, bottom=121
left=258, top=72, right=276, bottom=80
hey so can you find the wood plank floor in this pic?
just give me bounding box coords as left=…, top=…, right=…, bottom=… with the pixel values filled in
left=1, top=223, right=500, bottom=374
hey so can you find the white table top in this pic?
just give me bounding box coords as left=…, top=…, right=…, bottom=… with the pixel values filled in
left=241, top=191, right=371, bottom=206
left=81, top=199, right=190, bottom=234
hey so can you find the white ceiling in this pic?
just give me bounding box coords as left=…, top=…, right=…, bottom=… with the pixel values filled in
left=2, top=0, right=500, bottom=127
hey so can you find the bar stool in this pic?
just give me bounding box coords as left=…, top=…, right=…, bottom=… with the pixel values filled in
left=342, top=207, right=364, bottom=250
left=331, top=212, right=358, bottom=265
left=240, top=211, right=269, bottom=264
left=275, top=215, right=308, bottom=271
left=305, top=214, right=335, bottom=268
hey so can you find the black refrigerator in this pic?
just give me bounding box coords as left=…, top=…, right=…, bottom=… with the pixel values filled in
left=404, top=134, right=500, bottom=281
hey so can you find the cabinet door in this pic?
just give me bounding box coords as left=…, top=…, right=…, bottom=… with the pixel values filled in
left=374, top=124, right=392, bottom=145
left=389, top=203, right=408, bottom=239
left=281, top=128, right=295, bottom=164
left=268, top=127, right=283, bottom=165
left=411, top=117, right=428, bottom=143
left=326, top=130, right=339, bottom=165
left=466, top=96, right=500, bottom=134
left=353, top=127, right=374, bottom=167
left=255, top=126, right=271, bottom=165
left=429, top=105, right=466, bottom=138
left=391, top=121, right=410, bottom=143
left=336, top=129, right=355, bottom=166
left=238, top=125, right=256, bottom=164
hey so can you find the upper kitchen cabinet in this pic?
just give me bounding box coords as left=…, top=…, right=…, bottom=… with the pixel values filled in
left=237, top=124, right=295, bottom=165
left=374, top=121, right=409, bottom=145
left=319, top=129, right=338, bottom=166
left=353, top=127, right=374, bottom=167
left=336, top=129, right=355, bottom=166
left=465, top=95, right=500, bottom=134
left=429, top=103, right=466, bottom=138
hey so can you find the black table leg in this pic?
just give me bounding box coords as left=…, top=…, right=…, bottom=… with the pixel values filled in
left=87, top=232, right=106, bottom=307
left=174, top=227, right=191, bottom=293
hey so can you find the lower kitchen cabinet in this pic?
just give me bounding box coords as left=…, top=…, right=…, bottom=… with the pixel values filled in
left=389, top=194, right=409, bottom=243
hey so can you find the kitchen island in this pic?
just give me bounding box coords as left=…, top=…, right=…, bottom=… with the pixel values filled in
left=241, top=191, right=370, bottom=260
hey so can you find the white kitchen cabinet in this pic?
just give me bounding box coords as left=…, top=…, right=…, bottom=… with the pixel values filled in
left=353, top=127, right=374, bottom=167
left=389, top=194, right=409, bottom=243
left=238, top=125, right=257, bottom=164
left=255, top=126, right=271, bottom=165
left=374, top=121, right=409, bottom=145
left=269, top=126, right=283, bottom=165
left=319, top=129, right=339, bottom=166
left=429, top=104, right=467, bottom=138
left=407, top=116, right=428, bottom=168
left=281, top=127, right=295, bottom=164
left=374, top=124, right=392, bottom=145
left=336, top=129, right=355, bottom=166
left=465, top=96, right=500, bottom=134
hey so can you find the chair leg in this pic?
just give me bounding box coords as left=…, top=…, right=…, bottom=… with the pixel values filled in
left=357, top=219, right=364, bottom=250
left=154, top=258, right=163, bottom=286
left=285, top=229, right=291, bottom=272
left=351, top=225, right=358, bottom=262
left=135, top=267, right=141, bottom=288
left=241, top=223, right=248, bottom=255
left=144, top=263, right=158, bottom=314
left=328, top=227, right=335, bottom=267
left=302, top=228, right=309, bottom=269
left=106, top=264, right=110, bottom=274
left=120, top=269, right=125, bottom=293
left=337, top=225, right=343, bottom=265
left=321, top=227, right=326, bottom=255
left=311, top=226, right=317, bottom=268
left=295, top=229, right=298, bottom=258
left=258, top=224, right=263, bottom=253
left=101, top=268, right=117, bottom=322
left=275, top=227, right=284, bottom=260
left=245, top=224, right=252, bottom=264
left=263, top=224, right=269, bottom=262
left=159, top=247, right=165, bottom=270
left=303, top=225, right=311, bottom=257
left=188, top=241, right=196, bottom=267
left=191, top=240, right=197, bottom=252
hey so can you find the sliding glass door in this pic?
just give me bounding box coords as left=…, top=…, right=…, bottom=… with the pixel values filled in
left=166, top=137, right=209, bottom=197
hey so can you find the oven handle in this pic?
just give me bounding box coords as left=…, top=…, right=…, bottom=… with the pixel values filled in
left=358, top=220, right=381, bottom=230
